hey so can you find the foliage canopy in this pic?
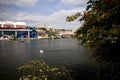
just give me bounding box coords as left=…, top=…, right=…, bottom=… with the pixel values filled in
left=66, top=0, right=120, bottom=79
left=66, top=0, right=120, bottom=62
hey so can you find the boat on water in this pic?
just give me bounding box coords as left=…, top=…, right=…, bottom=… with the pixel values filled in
left=20, top=40, right=25, bottom=43
left=20, top=38, right=25, bottom=43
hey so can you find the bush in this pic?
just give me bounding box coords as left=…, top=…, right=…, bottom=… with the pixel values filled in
left=18, top=60, right=73, bottom=80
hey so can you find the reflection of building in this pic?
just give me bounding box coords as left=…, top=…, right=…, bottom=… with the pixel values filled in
left=0, top=21, right=37, bottom=39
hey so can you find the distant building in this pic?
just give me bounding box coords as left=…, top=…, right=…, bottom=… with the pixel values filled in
left=55, top=29, right=75, bottom=39
left=36, top=29, right=47, bottom=38
left=0, top=21, right=37, bottom=39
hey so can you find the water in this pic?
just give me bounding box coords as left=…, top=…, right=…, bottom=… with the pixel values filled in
left=0, top=39, right=97, bottom=80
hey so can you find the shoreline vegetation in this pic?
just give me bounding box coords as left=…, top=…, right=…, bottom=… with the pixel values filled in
left=18, top=59, right=73, bottom=80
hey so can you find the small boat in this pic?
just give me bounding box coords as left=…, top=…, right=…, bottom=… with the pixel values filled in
left=20, top=40, right=25, bottom=43
left=20, top=38, right=25, bottom=43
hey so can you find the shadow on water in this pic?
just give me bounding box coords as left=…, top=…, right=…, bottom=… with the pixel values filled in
left=0, top=39, right=98, bottom=80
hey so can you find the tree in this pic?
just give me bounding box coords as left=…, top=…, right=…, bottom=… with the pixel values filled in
left=46, top=28, right=59, bottom=38
left=39, top=27, right=47, bottom=31
left=67, top=0, right=120, bottom=61
left=66, top=0, right=120, bottom=79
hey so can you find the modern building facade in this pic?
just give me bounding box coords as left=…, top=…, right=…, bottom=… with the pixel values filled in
left=0, top=21, right=37, bottom=39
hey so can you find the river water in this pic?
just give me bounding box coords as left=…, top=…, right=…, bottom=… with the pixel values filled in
left=0, top=39, right=97, bottom=80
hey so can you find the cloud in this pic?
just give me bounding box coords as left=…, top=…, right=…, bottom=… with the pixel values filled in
left=46, top=7, right=85, bottom=29
left=0, top=7, right=16, bottom=21
left=0, top=7, right=86, bottom=29
left=13, top=7, right=86, bottom=29
left=0, top=0, right=39, bottom=7
left=60, top=0, right=88, bottom=6
left=0, top=0, right=86, bottom=29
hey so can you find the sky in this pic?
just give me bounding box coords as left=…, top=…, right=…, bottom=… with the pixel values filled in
left=0, top=0, right=88, bottom=29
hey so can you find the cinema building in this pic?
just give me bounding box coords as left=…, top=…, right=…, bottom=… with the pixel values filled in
left=0, top=21, right=37, bottom=39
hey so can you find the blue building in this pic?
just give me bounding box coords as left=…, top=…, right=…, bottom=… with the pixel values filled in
left=0, top=21, right=38, bottom=39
